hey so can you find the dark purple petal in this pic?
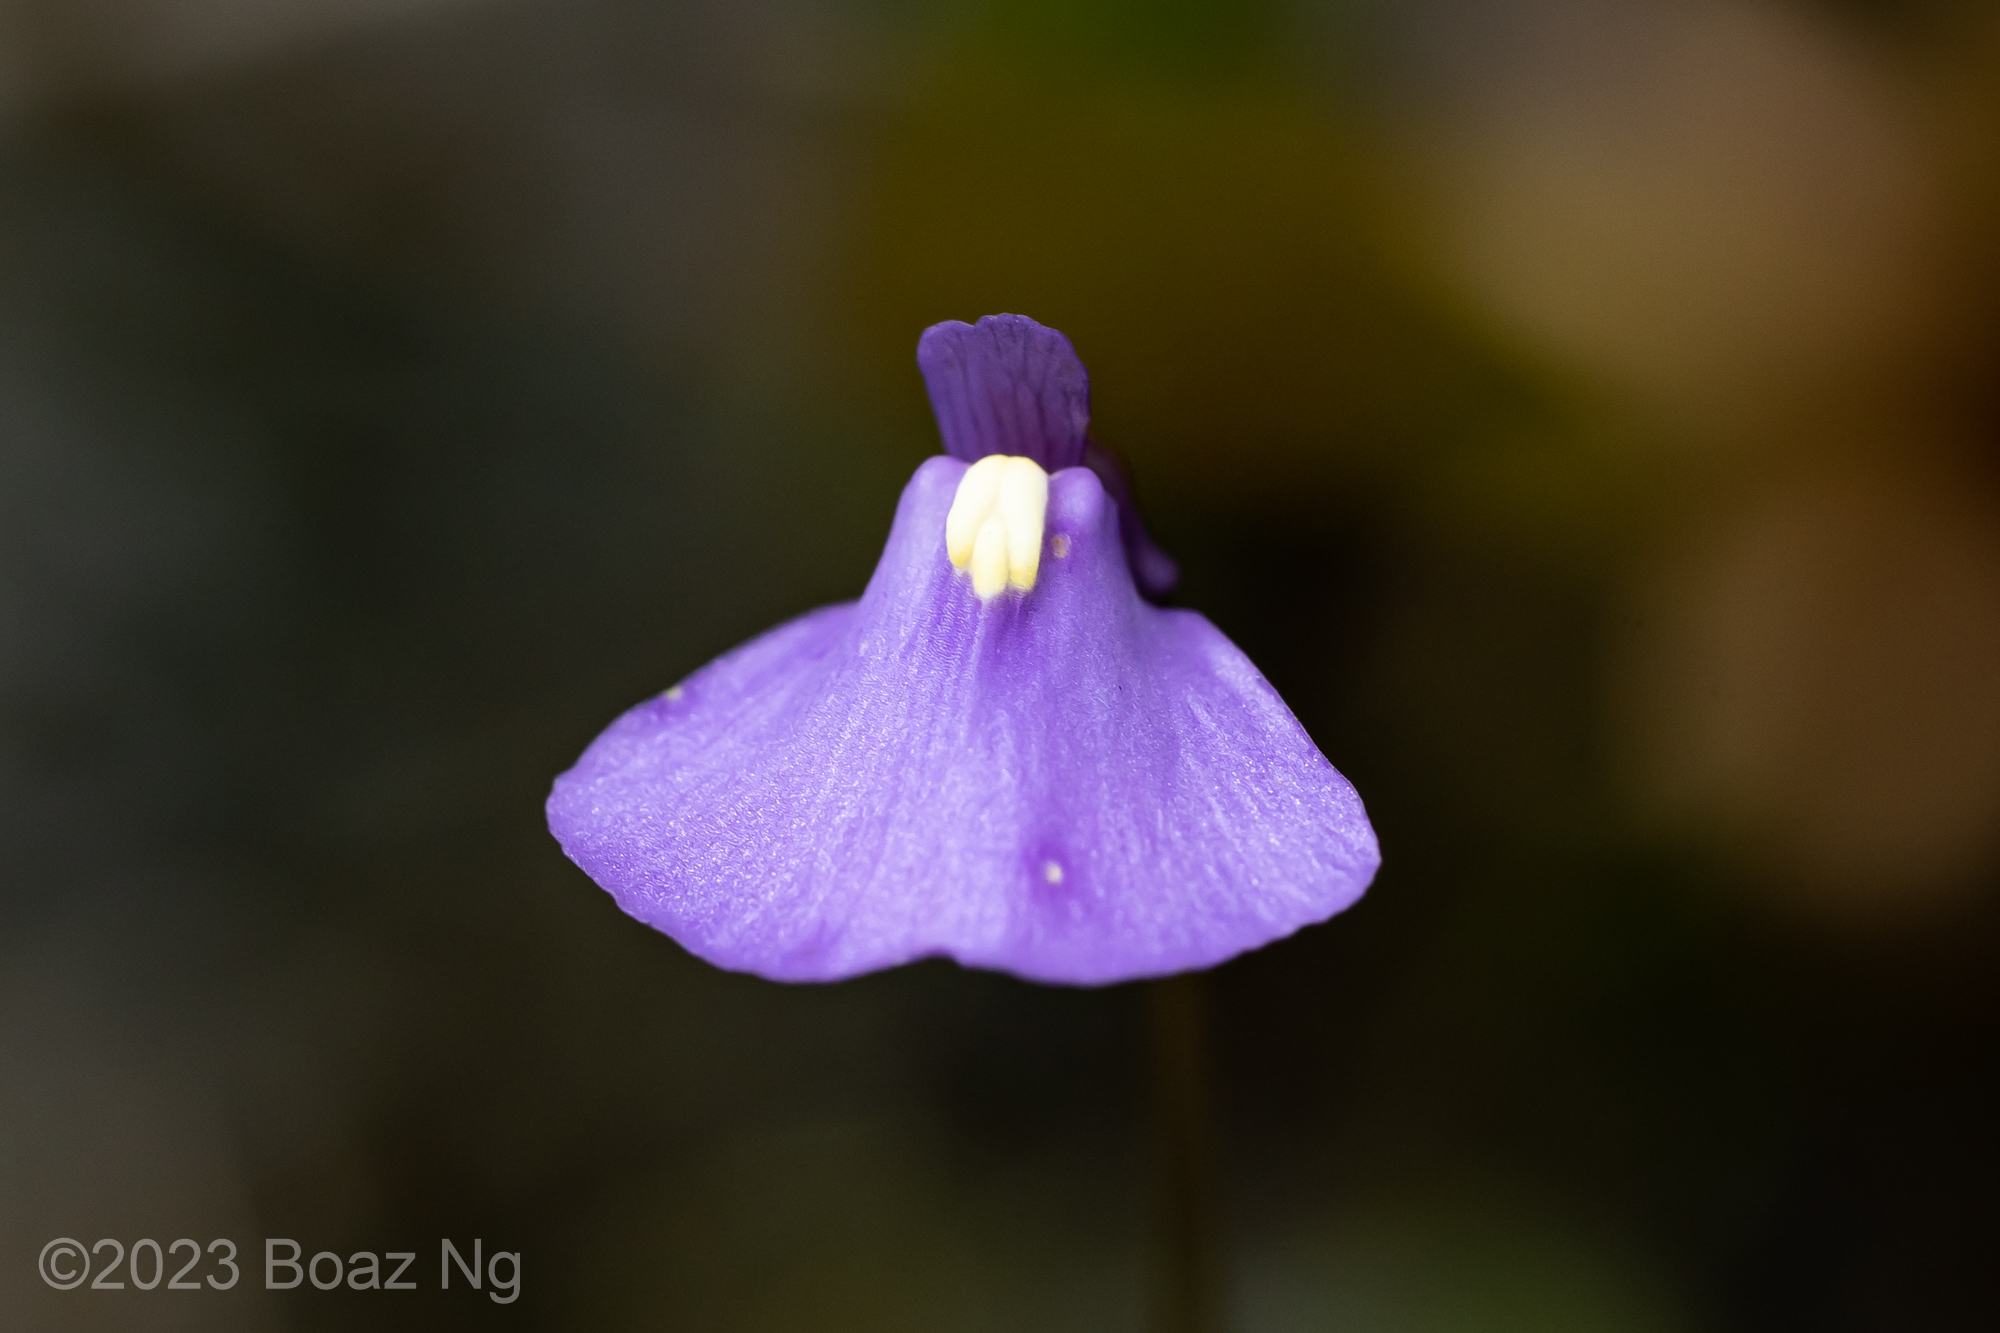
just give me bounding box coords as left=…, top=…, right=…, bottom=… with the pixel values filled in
left=548, top=457, right=1378, bottom=984
left=917, top=315, right=1091, bottom=471
left=1083, top=439, right=1180, bottom=599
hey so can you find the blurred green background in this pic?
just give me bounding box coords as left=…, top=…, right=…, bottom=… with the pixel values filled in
left=3, top=0, right=1997, bottom=1329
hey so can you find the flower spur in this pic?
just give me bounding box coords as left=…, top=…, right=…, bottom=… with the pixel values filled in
left=547, top=315, right=1379, bottom=983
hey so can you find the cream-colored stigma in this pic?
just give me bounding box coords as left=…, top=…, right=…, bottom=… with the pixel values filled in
left=946, top=455, right=1049, bottom=599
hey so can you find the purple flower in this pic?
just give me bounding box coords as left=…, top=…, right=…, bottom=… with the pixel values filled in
left=547, top=315, right=1378, bottom=984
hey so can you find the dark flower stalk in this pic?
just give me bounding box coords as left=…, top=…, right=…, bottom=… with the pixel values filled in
left=547, top=314, right=1378, bottom=985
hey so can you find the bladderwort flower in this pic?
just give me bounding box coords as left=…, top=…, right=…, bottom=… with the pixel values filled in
left=547, top=315, right=1379, bottom=984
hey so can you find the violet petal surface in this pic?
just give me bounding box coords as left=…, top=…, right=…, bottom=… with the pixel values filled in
left=548, top=457, right=1378, bottom=984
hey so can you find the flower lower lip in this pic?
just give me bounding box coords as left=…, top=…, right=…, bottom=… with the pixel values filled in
left=548, top=451, right=1379, bottom=985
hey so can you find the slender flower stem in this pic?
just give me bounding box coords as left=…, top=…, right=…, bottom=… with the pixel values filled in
left=1148, top=972, right=1220, bottom=1333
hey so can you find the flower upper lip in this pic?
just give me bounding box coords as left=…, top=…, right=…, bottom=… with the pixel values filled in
left=918, top=314, right=1091, bottom=472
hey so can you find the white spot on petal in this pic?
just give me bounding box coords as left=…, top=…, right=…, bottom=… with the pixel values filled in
left=1042, top=860, right=1064, bottom=884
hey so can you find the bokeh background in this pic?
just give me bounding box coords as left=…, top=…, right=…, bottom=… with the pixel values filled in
left=4, top=0, right=1998, bottom=1328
